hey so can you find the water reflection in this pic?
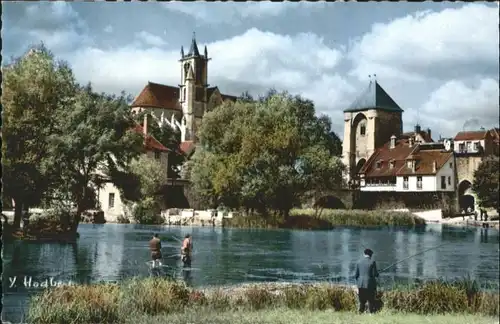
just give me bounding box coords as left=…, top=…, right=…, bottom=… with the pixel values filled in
left=2, top=224, right=499, bottom=323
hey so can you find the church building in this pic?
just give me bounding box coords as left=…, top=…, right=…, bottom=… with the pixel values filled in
left=130, top=33, right=237, bottom=157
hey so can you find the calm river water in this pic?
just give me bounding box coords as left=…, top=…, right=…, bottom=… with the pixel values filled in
left=2, top=224, right=499, bottom=322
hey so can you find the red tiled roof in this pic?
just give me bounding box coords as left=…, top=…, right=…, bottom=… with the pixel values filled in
left=454, top=130, right=488, bottom=141
left=131, top=82, right=181, bottom=111
left=489, top=128, right=499, bottom=143
left=396, top=149, right=453, bottom=176
left=132, top=124, right=170, bottom=152
left=359, top=138, right=418, bottom=177
left=180, top=141, right=196, bottom=156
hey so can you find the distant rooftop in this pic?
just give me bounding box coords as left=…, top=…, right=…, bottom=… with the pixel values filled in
left=344, top=80, right=404, bottom=113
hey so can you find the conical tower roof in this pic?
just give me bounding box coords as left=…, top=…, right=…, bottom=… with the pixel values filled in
left=187, top=32, right=200, bottom=57
left=344, top=80, right=403, bottom=113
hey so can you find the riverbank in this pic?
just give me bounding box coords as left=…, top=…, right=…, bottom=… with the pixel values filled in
left=123, top=309, right=499, bottom=324
left=26, top=277, right=499, bottom=324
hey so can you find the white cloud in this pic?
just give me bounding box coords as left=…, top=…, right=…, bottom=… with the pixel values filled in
left=9, top=2, right=92, bottom=53
left=134, top=31, right=167, bottom=47
left=104, top=25, right=113, bottom=33
left=419, top=78, right=499, bottom=138
left=67, top=28, right=353, bottom=135
left=162, top=2, right=326, bottom=24
left=349, top=4, right=499, bottom=82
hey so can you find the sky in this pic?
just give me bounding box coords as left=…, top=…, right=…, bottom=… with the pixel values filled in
left=2, top=2, right=499, bottom=139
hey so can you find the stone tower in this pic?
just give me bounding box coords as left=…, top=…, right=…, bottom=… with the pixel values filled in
left=342, top=78, right=404, bottom=185
left=179, top=33, right=210, bottom=142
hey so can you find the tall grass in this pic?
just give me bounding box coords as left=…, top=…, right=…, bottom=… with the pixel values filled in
left=226, top=208, right=425, bottom=230
left=27, top=277, right=498, bottom=324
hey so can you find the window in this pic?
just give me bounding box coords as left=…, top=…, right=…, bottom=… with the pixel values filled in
left=449, top=162, right=452, bottom=168
left=360, top=124, right=366, bottom=136
left=183, top=88, right=186, bottom=101
left=474, top=142, right=480, bottom=151
left=154, top=151, right=161, bottom=160
left=459, top=143, right=465, bottom=152
left=441, top=176, right=446, bottom=189
left=108, top=193, right=115, bottom=209
left=376, top=161, right=381, bottom=169
left=448, top=176, right=451, bottom=185
left=417, top=176, right=422, bottom=190
left=389, top=160, right=395, bottom=169
left=467, top=141, right=473, bottom=151
left=406, top=160, right=412, bottom=169
left=403, top=176, right=409, bottom=189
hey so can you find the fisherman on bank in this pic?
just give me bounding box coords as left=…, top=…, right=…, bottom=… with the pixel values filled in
left=149, top=233, right=162, bottom=267
left=181, top=234, right=193, bottom=268
left=355, top=248, right=379, bottom=314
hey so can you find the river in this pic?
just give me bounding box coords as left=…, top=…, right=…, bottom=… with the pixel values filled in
left=2, top=223, right=499, bottom=322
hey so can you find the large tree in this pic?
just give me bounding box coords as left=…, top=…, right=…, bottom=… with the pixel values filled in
left=45, top=84, right=144, bottom=233
left=473, top=155, right=499, bottom=210
left=188, top=91, right=345, bottom=218
left=2, top=45, right=77, bottom=229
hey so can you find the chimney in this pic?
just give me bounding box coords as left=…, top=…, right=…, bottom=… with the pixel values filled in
left=432, top=160, right=437, bottom=173
left=390, top=135, right=396, bottom=149
left=409, top=136, right=415, bottom=147
left=414, top=124, right=421, bottom=134
left=427, top=128, right=431, bottom=140
left=412, top=161, right=416, bottom=173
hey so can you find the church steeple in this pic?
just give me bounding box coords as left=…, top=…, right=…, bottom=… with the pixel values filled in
left=187, top=32, right=200, bottom=57
left=180, top=46, right=185, bottom=58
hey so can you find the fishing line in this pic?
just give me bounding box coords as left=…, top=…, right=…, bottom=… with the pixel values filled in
left=379, top=241, right=451, bottom=274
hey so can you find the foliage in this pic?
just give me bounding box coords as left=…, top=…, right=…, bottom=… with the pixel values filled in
left=1, top=44, right=77, bottom=228
left=225, top=208, right=425, bottom=230
left=27, top=277, right=499, bottom=324
left=473, top=155, right=499, bottom=210
left=188, top=91, right=345, bottom=217
left=44, top=84, right=144, bottom=232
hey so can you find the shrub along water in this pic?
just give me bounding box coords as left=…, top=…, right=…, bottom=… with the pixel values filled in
left=225, top=208, right=425, bottom=230
left=27, top=277, right=498, bottom=324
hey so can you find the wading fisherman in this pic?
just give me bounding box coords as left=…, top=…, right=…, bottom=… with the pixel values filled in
left=355, top=248, right=379, bottom=314
left=149, top=233, right=162, bottom=267
left=181, top=234, right=193, bottom=268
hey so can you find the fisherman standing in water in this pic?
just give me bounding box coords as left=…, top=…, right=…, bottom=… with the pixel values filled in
left=149, top=233, right=162, bottom=268
left=355, top=248, right=379, bottom=314
left=181, top=234, right=193, bottom=268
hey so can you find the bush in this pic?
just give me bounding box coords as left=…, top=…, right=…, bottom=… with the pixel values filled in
left=131, top=198, right=164, bottom=225
left=27, top=278, right=499, bottom=324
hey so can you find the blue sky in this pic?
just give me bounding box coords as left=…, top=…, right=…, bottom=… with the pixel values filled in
left=2, top=2, right=499, bottom=139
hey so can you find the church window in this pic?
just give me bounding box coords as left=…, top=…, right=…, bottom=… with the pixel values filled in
left=183, top=88, right=186, bottom=101
left=360, top=124, right=366, bottom=136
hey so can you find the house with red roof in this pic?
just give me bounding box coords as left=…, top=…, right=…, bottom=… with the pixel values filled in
left=130, top=33, right=237, bottom=159
left=358, top=132, right=455, bottom=192
left=96, top=116, right=170, bottom=222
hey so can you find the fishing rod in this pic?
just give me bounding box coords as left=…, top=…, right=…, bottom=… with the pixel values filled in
left=379, top=241, right=451, bottom=274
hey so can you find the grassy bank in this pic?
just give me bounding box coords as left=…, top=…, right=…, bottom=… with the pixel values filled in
left=124, top=309, right=499, bottom=324
left=27, top=278, right=499, bottom=324
left=225, top=208, right=425, bottom=230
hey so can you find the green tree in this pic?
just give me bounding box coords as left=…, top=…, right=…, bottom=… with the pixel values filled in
left=1, top=44, right=77, bottom=229
left=45, top=84, right=144, bottom=233
left=472, top=155, right=499, bottom=210
left=188, top=91, right=345, bottom=218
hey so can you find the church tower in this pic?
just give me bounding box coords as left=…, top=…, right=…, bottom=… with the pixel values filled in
left=342, top=77, right=404, bottom=185
left=179, top=33, right=210, bottom=142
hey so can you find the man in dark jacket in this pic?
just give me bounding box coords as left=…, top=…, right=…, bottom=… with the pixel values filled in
left=355, top=248, right=379, bottom=313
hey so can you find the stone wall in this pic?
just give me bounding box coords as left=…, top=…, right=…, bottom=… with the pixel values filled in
left=456, top=156, right=482, bottom=185
left=354, top=191, right=457, bottom=214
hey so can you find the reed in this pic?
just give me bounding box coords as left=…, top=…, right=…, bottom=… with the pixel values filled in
left=225, top=208, right=425, bottom=230
left=27, top=277, right=498, bottom=324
